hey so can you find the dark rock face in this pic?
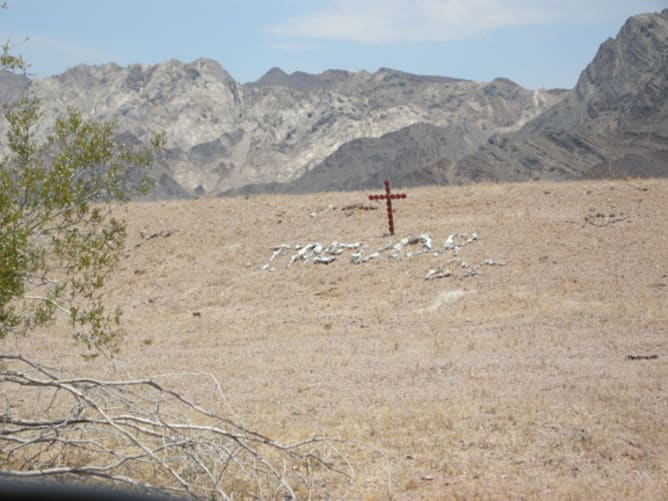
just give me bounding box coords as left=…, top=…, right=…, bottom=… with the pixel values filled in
left=223, top=122, right=481, bottom=195
left=224, top=77, right=562, bottom=196
left=451, top=9, right=668, bottom=184
left=251, top=67, right=354, bottom=92
left=274, top=122, right=486, bottom=193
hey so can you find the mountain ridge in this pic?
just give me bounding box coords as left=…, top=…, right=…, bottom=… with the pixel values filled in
left=445, top=8, right=668, bottom=185
left=0, top=55, right=564, bottom=197
left=1, top=10, right=666, bottom=197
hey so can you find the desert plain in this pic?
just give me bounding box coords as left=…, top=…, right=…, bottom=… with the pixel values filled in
left=4, top=178, right=667, bottom=499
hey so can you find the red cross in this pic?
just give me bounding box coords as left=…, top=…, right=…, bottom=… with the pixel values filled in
left=368, top=180, right=407, bottom=235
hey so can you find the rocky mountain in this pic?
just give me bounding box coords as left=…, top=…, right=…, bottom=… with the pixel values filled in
left=228, top=78, right=566, bottom=195
left=0, top=70, right=30, bottom=103
left=231, top=9, right=668, bottom=195
left=446, top=9, right=668, bottom=184
left=0, top=57, right=562, bottom=198
left=228, top=121, right=484, bottom=195
left=2, top=10, right=664, bottom=197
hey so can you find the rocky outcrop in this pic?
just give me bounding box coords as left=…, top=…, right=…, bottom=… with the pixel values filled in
left=450, top=9, right=668, bottom=183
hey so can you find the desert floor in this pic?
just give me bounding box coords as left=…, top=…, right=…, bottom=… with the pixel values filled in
left=5, top=178, right=667, bottom=499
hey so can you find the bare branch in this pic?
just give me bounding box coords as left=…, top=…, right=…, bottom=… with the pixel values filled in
left=0, top=355, right=391, bottom=499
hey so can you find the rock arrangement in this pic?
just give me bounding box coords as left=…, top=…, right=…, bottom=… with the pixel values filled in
left=261, top=232, right=505, bottom=279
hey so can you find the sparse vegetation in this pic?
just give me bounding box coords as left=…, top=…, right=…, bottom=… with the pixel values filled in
left=0, top=96, right=159, bottom=353
left=0, top=25, right=161, bottom=352
left=1, top=6, right=666, bottom=498
left=0, top=23, right=383, bottom=499
left=3, top=179, right=663, bottom=498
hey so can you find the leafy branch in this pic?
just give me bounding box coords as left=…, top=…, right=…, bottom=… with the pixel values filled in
left=1, top=97, right=161, bottom=354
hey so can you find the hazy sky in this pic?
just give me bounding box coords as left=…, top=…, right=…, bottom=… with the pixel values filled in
left=1, top=0, right=665, bottom=89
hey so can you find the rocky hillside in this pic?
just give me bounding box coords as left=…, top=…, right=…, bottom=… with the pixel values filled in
left=0, top=57, right=562, bottom=197
left=2, top=10, right=664, bottom=197
left=0, top=70, right=29, bottom=103
left=228, top=121, right=486, bottom=195
left=230, top=79, right=565, bottom=195
left=232, top=9, right=668, bottom=195
left=447, top=9, right=668, bottom=184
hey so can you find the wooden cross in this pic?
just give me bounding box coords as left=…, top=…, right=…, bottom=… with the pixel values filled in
left=368, top=180, right=407, bottom=235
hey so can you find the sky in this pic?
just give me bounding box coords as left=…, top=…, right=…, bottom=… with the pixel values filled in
left=1, top=0, right=666, bottom=90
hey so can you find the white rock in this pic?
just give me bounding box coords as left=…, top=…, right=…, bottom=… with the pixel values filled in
left=420, top=233, right=433, bottom=252
left=326, top=242, right=344, bottom=255
left=425, top=269, right=452, bottom=280
left=482, top=259, right=505, bottom=266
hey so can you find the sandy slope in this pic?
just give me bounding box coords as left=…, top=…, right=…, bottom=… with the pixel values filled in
left=6, top=178, right=667, bottom=499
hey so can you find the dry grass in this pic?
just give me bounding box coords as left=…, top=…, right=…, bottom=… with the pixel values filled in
left=4, top=178, right=667, bottom=499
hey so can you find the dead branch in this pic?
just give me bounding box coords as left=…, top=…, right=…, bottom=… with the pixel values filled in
left=0, top=354, right=391, bottom=499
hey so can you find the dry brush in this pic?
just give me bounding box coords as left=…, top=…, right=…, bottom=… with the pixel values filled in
left=0, top=354, right=390, bottom=499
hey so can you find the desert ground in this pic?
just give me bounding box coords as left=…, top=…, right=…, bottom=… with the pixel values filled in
left=4, top=178, right=667, bottom=499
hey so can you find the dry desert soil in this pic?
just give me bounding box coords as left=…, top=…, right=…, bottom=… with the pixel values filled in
left=4, top=178, right=667, bottom=499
